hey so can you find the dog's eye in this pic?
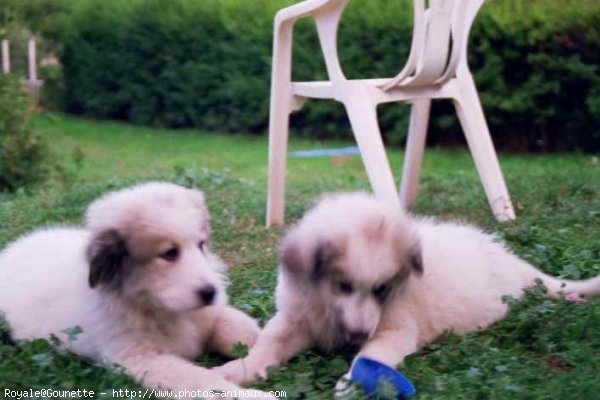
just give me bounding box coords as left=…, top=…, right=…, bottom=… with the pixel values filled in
left=198, top=240, right=206, bottom=252
left=373, top=284, right=390, bottom=299
left=159, top=247, right=179, bottom=262
left=338, top=281, right=354, bottom=295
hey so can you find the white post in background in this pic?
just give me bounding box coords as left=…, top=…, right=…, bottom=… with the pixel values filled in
left=25, top=39, right=42, bottom=106
left=28, top=39, right=38, bottom=83
left=1, top=40, right=9, bottom=74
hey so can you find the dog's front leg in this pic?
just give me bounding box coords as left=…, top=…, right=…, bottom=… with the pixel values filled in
left=356, top=328, right=419, bottom=367
left=335, top=328, right=419, bottom=397
left=116, top=353, right=273, bottom=400
left=213, top=312, right=312, bottom=385
left=199, top=305, right=261, bottom=357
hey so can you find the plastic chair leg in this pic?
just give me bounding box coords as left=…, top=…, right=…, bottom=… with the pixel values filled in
left=344, top=96, right=401, bottom=209
left=267, top=22, right=295, bottom=227
left=400, top=99, right=431, bottom=207
left=454, top=75, right=516, bottom=222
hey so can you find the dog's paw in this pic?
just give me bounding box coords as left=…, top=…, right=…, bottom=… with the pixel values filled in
left=213, top=357, right=272, bottom=386
left=334, top=372, right=360, bottom=399
left=236, top=314, right=261, bottom=349
left=213, top=359, right=251, bottom=385
left=565, top=291, right=588, bottom=304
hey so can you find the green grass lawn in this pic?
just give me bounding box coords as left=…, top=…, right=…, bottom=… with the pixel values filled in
left=1, top=112, right=600, bottom=399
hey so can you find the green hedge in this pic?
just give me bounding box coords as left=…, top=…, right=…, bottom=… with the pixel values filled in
left=55, top=0, right=600, bottom=151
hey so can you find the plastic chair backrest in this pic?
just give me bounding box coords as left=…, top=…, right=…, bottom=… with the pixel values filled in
left=383, top=0, right=486, bottom=90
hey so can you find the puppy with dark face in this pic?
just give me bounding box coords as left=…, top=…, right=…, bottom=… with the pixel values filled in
left=0, top=182, right=272, bottom=400
left=215, top=192, right=600, bottom=388
left=214, top=192, right=422, bottom=383
left=276, top=193, right=422, bottom=351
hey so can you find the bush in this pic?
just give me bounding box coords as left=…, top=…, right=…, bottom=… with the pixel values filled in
left=0, top=74, right=50, bottom=191
left=55, top=0, right=600, bottom=151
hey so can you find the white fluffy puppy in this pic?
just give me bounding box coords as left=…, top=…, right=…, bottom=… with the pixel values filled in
left=215, top=192, right=600, bottom=386
left=0, top=182, right=269, bottom=399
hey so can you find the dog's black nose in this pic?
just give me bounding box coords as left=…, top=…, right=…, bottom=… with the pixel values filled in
left=348, top=330, right=369, bottom=344
left=198, top=285, right=216, bottom=305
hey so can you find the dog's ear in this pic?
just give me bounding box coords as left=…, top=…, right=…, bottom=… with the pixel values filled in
left=280, top=234, right=302, bottom=274
left=280, top=231, right=336, bottom=280
left=311, top=241, right=336, bottom=280
left=390, top=218, right=423, bottom=276
left=409, top=240, right=423, bottom=275
left=87, top=229, right=130, bottom=289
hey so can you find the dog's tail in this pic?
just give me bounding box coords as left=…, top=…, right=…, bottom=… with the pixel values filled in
left=539, top=273, right=600, bottom=299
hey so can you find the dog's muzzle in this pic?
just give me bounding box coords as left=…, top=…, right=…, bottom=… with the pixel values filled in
left=197, top=284, right=217, bottom=305
left=345, top=329, right=370, bottom=345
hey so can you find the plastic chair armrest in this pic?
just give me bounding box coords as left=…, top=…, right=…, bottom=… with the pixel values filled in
left=274, top=0, right=340, bottom=25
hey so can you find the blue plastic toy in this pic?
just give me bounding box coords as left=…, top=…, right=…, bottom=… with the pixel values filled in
left=351, top=357, right=416, bottom=399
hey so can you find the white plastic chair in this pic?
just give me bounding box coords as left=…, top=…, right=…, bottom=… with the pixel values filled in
left=266, top=0, right=516, bottom=226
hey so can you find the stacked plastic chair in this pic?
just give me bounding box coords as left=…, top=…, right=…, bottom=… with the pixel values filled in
left=266, top=0, right=515, bottom=226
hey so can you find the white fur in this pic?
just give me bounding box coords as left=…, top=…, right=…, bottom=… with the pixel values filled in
left=215, top=192, right=600, bottom=386
left=0, top=182, right=271, bottom=399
